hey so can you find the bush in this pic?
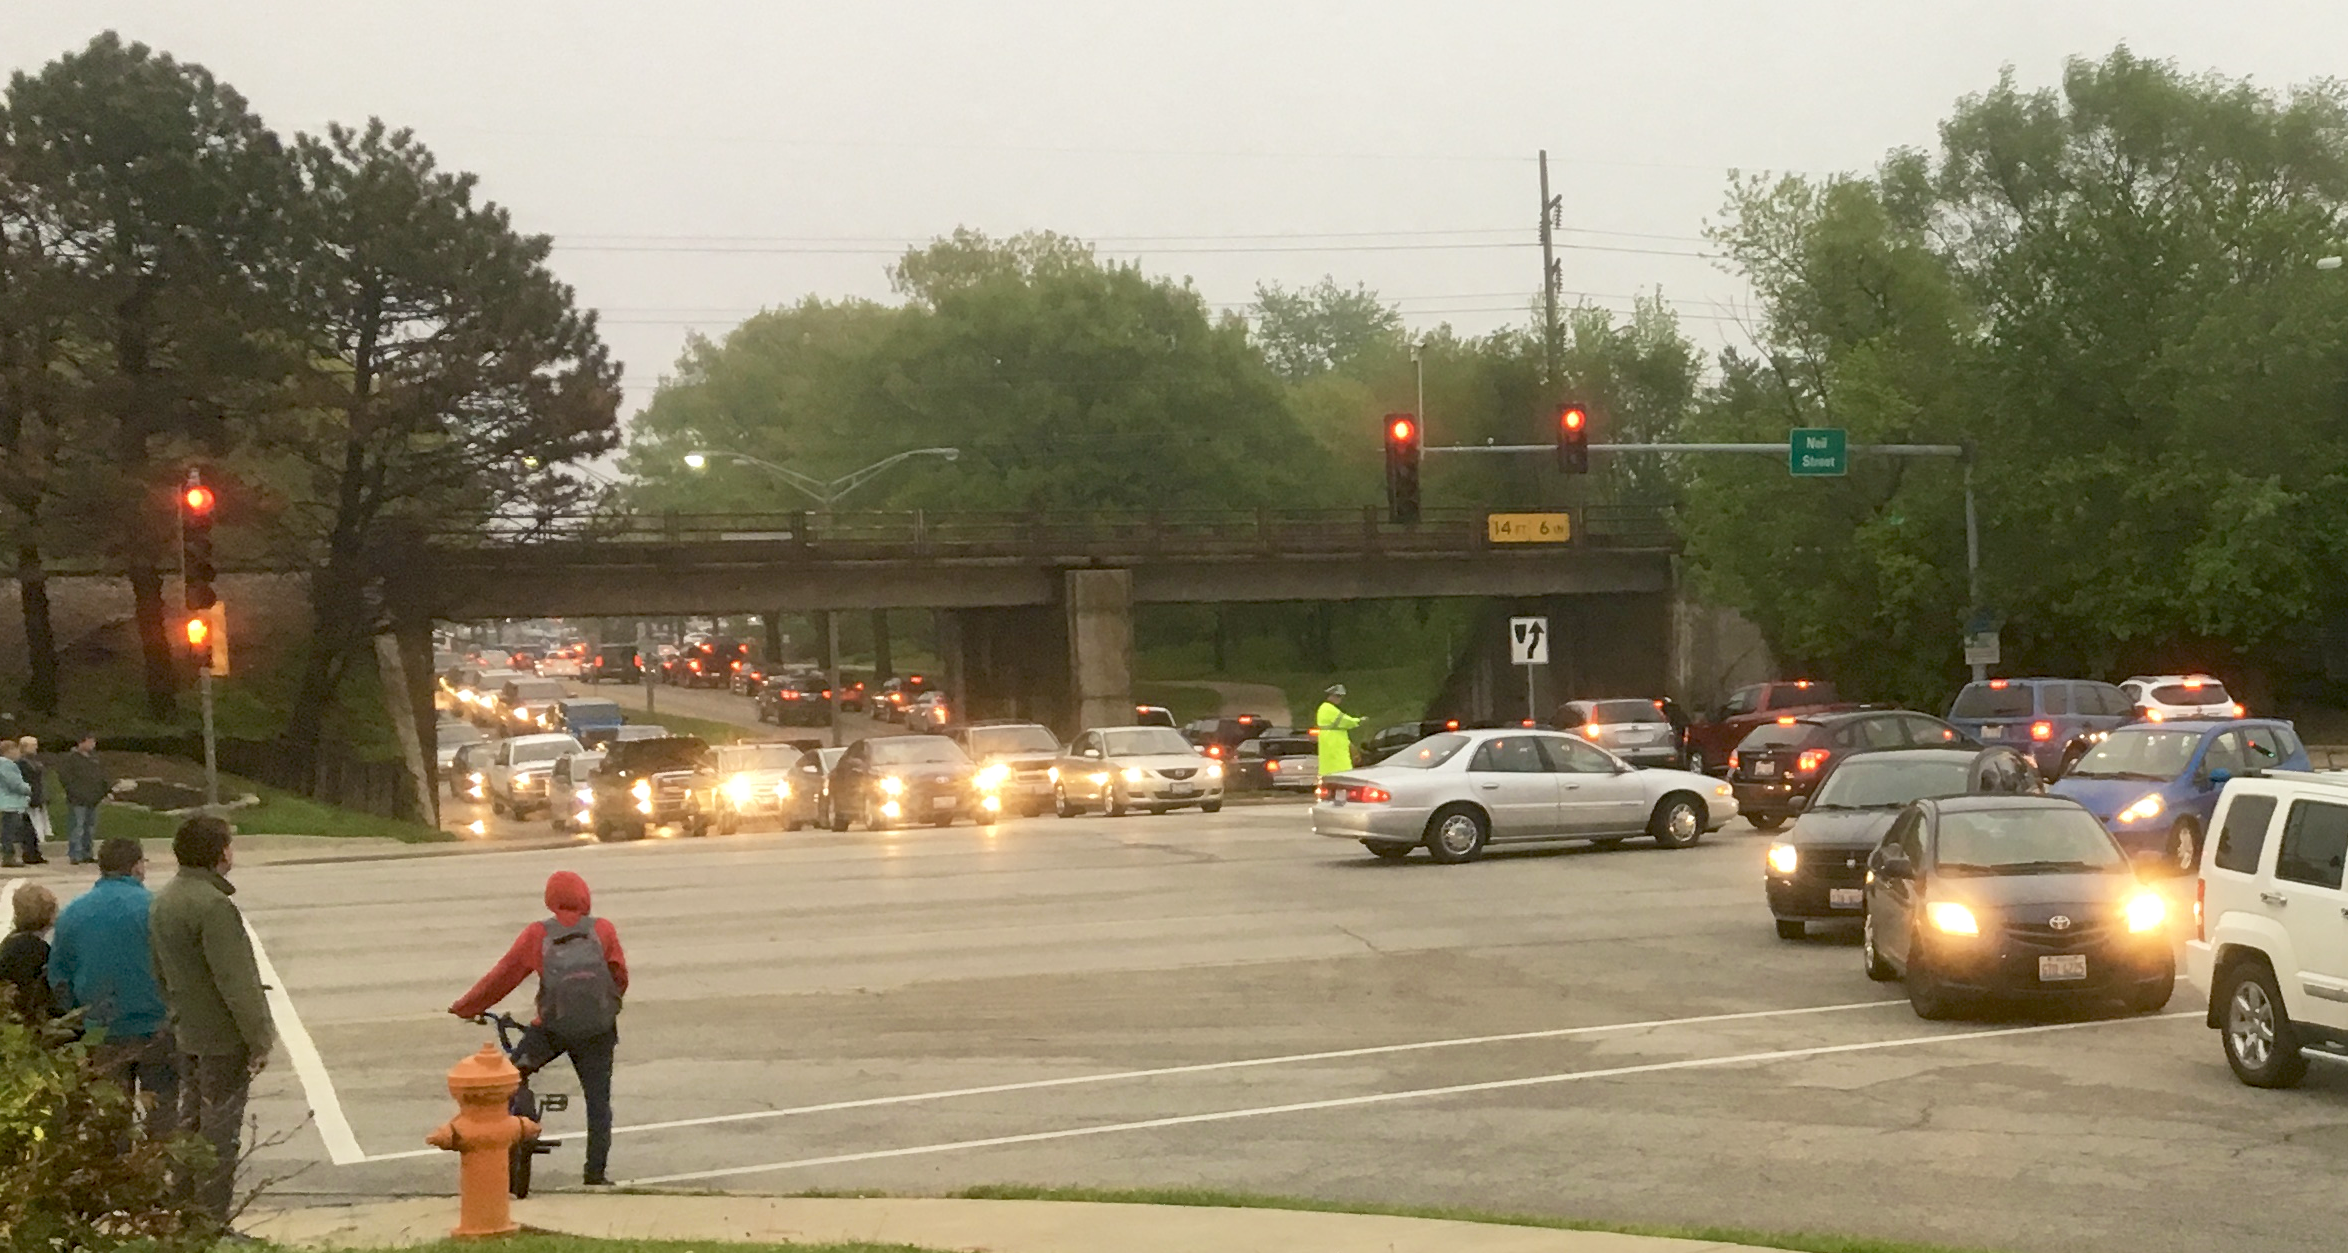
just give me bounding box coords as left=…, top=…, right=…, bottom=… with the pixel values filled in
left=0, top=1020, right=215, bottom=1252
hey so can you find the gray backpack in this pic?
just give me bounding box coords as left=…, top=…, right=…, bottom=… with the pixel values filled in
left=537, top=916, right=619, bottom=1038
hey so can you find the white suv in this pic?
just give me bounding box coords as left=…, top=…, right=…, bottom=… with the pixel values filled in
left=2122, top=674, right=2242, bottom=722
left=2186, top=770, right=2348, bottom=1087
left=487, top=732, right=584, bottom=819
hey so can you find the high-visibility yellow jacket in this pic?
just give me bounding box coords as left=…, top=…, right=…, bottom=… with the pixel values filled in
left=1315, top=700, right=1363, bottom=776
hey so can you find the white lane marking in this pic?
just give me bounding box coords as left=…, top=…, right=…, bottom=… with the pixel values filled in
left=352, top=995, right=1908, bottom=1163
left=243, top=919, right=366, bottom=1166
left=622, top=1010, right=2201, bottom=1186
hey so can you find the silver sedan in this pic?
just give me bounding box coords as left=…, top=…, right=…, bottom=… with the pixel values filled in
left=1312, top=728, right=1737, bottom=863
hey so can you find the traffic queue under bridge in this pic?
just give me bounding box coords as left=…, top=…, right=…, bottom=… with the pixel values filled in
left=387, top=507, right=1729, bottom=735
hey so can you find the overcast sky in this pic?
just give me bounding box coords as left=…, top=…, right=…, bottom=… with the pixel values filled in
left=13, top=2, right=2348, bottom=413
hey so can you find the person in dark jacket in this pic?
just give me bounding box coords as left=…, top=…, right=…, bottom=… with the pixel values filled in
left=149, top=817, right=272, bottom=1224
left=1, top=883, right=58, bottom=1024
left=449, top=871, right=628, bottom=1186
left=52, top=838, right=177, bottom=1131
left=52, top=734, right=111, bottom=865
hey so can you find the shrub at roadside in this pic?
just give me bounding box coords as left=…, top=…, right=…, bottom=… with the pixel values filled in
left=0, top=1020, right=216, bottom=1252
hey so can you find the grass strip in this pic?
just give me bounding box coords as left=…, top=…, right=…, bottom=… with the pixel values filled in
left=949, top=1184, right=1999, bottom=1253
left=277, top=1238, right=940, bottom=1253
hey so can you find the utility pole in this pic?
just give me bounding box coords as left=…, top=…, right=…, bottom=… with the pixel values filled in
left=1538, top=150, right=1562, bottom=397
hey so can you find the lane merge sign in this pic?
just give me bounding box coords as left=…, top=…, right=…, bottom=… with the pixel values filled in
left=1789, top=427, right=1847, bottom=477
left=1509, top=617, right=1549, bottom=666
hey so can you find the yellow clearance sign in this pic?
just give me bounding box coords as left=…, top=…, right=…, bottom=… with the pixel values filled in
left=1485, top=512, right=1572, bottom=543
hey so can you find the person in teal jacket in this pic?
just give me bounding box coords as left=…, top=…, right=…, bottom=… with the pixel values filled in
left=1315, top=684, right=1364, bottom=777
left=51, top=838, right=178, bottom=1132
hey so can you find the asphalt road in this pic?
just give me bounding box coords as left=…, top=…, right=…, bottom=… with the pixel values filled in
left=195, top=810, right=2337, bottom=1253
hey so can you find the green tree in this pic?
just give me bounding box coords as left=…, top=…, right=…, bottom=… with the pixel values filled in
left=2, top=33, right=298, bottom=719
left=273, top=119, right=620, bottom=758
left=1251, top=276, right=1405, bottom=382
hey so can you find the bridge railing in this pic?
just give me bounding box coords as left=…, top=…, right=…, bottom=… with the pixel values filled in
left=437, top=504, right=1677, bottom=558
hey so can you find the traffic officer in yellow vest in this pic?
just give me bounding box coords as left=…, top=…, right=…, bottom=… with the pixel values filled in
left=1314, top=684, right=1363, bottom=778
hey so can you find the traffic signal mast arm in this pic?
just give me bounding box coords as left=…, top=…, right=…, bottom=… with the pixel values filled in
left=1427, top=440, right=1968, bottom=457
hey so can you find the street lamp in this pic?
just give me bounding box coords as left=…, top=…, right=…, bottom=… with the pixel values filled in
left=681, top=446, right=958, bottom=509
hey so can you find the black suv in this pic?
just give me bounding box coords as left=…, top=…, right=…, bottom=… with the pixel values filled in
left=757, top=674, right=834, bottom=726
left=586, top=644, right=644, bottom=685
left=587, top=735, right=719, bottom=841
left=827, top=734, right=985, bottom=830
left=1731, top=709, right=1973, bottom=829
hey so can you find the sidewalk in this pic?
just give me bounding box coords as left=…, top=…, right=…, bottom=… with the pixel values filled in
left=253, top=1194, right=1799, bottom=1253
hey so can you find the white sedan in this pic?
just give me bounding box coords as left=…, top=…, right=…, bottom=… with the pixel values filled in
left=1313, top=727, right=1736, bottom=863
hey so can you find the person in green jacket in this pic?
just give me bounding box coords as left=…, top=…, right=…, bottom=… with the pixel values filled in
left=1314, top=684, right=1364, bottom=778
left=149, top=816, right=273, bottom=1226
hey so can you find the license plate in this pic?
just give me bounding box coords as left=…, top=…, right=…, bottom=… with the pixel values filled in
left=1752, top=761, right=1776, bottom=777
left=931, top=796, right=956, bottom=810
left=1829, top=888, right=1864, bottom=910
left=2039, top=954, right=2087, bottom=982
left=1167, top=783, right=1198, bottom=797
left=1980, top=726, right=2002, bottom=740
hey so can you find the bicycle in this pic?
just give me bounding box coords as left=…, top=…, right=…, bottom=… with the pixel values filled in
left=473, top=1012, right=569, bottom=1199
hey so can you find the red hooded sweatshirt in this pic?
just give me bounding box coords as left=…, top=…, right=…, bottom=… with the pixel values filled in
left=449, top=871, right=628, bottom=1022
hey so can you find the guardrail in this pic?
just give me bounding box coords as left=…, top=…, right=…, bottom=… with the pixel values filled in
left=428, top=505, right=1679, bottom=559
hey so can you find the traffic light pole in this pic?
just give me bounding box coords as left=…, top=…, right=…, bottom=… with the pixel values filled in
left=1426, top=439, right=1985, bottom=680
left=199, top=668, right=219, bottom=809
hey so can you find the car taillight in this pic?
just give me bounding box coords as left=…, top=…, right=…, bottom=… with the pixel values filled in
left=1348, top=785, right=1393, bottom=804
left=1797, top=748, right=1830, bottom=773
left=1728, top=751, right=1740, bottom=771
left=2194, top=878, right=2206, bottom=943
left=1314, top=782, right=1332, bottom=800
left=689, top=660, right=701, bottom=671
left=2030, top=721, right=2053, bottom=741
left=2144, top=708, right=2164, bottom=722
left=2229, top=701, right=2246, bottom=718
left=1265, top=760, right=1279, bottom=773
left=1581, top=723, right=1602, bottom=739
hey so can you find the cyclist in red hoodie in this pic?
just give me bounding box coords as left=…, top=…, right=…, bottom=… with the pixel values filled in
left=450, top=870, right=628, bottom=1186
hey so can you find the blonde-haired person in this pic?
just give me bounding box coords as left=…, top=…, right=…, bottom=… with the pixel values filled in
left=1, top=882, right=59, bottom=1024
left=19, top=737, right=54, bottom=851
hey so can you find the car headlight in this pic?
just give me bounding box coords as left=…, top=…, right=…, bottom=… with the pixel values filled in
left=1047, top=765, right=1060, bottom=783
left=512, top=771, right=538, bottom=785
left=1121, top=766, right=1146, bottom=783
left=1926, top=901, right=1980, bottom=937
left=879, top=775, right=905, bottom=795
left=1088, top=771, right=1111, bottom=785
left=1205, top=762, right=1223, bottom=780
left=2118, top=793, right=2165, bottom=824
left=723, top=775, right=752, bottom=805
left=975, top=763, right=1010, bottom=790
left=1714, top=783, right=1732, bottom=797
left=574, top=787, right=593, bottom=805
left=631, top=776, right=653, bottom=815
left=773, top=780, right=791, bottom=800
left=511, top=709, right=530, bottom=723
left=1766, top=843, right=1798, bottom=875
left=2123, top=889, right=2167, bottom=934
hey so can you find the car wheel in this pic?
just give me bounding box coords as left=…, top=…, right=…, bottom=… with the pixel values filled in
left=1055, top=786, right=1079, bottom=818
left=1105, top=786, right=1129, bottom=818
left=1363, top=841, right=1414, bottom=860
left=1774, top=919, right=1806, bottom=940
left=827, top=799, right=850, bottom=833
left=593, top=815, right=614, bottom=843
left=490, top=797, right=507, bottom=817
left=2126, top=954, right=2177, bottom=1013
left=2167, top=817, right=2204, bottom=874
left=1200, top=800, right=1222, bottom=814
left=2219, top=960, right=2309, bottom=1088
left=1905, top=947, right=1961, bottom=1020
left=932, top=813, right=956, bottom=827
left=1748, top=813, right=1786, bottom=832
left=784, top=814, right=804, bottom=832
left=1649, top=794, right=1705, bottom=848
left=719, top=814, right=739, bottom=836
left=1422, top=804, right=1488, bottom=864
left=1862, top=914, right=1896, bottom=981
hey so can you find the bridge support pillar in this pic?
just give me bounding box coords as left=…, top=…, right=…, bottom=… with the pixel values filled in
left=1065, top=568, right=1134, bottom=734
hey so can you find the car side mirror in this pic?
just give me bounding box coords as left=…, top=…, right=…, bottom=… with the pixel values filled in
left=1875, top=852, right=1912, bottom=880
left=1788, top=795, right=1808, bottom=812
left=2207, top=767, right=2232, bottom=787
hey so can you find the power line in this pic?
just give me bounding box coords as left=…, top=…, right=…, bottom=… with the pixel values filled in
left=551, top=223, right=1712, bottom=246
left=558, top=238, right=1714, bottom=259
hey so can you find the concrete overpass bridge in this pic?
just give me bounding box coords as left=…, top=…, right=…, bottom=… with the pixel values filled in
left=388, top=505, right=1690, bottom=733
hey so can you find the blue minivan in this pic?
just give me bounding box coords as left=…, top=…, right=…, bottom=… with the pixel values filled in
left=2048, top=719, right=2309, bottom=871
left=1944, top=678, right=2136, bottom=780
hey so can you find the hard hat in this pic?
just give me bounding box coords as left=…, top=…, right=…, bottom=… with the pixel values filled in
left=1325, top=684, right=1348, bottom=698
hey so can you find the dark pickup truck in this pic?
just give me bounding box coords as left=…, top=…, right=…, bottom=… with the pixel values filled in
left=1685, top=681, right=1855, bottom=775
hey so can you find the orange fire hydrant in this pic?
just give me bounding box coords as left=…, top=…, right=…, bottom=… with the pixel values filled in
left=425, top=1043, right=539, bottom=1237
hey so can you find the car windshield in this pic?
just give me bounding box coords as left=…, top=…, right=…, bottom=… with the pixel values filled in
left=1102, top=728, right=1195, bottom=756
left=869, top=737, right=968, bottom=766
left=967, top=726, right=1061, bottom=756
left=614, top=725, right=663, bottom=741
left=611, top=738, right=711, bottom=772
left=562, top=702, right=621, bottom=721
left=1257, top=737, right=1317, bottom=756
left=2068, top=730, right=2201, bottom=781
left=1934, top=807, right=2127, bottom=874
left=437, top=723, right=484, bottom=746
left=513, top=739, right=579, bottom=764
left=719, top=745, right=801, bottom=771
left=2152, top=680, right=2229, bottom=705
left=1385, top=734, right=1469, bottom=768
left=1950, top=683, right=2035, bottom=719
left=510, top=681, right=566, bottom=701
left=1810, top=757, right=1974, bottom=809
left=1739, top=722, right=1815, bottom=750
left=1589, top=699, right=1667, bottom=725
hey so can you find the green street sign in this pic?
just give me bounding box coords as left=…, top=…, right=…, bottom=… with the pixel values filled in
left=1789, top=427, right=1847, bottom=477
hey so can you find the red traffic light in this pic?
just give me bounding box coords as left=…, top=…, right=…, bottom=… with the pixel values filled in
left=184, top=615, right=211, bottom=649
left=1388, top=417, right=1416, bottom=443
left=183, top=484, right=216, bottom=514
left=1560, top=407, right=1587, bottom=433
